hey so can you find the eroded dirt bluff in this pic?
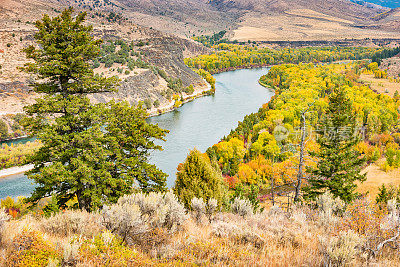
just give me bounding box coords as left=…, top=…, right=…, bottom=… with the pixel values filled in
left=0, top=23, right=211, bottom=114
left=90, top=31, right=211, bottom=109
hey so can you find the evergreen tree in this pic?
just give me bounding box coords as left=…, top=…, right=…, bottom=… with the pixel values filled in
left=21, top=8, right=167, bottom=211
left=376, top=184, right=390, bottom=206
left=376, top=184, right=400, bottom=206
left=0, top=119, right=8, bottom=140
left=174, top=149, right=227, bottom=210
left=303, top=87, right=366, bottom=202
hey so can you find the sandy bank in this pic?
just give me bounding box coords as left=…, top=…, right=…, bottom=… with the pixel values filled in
left=0, top=164, right=33, bottom=178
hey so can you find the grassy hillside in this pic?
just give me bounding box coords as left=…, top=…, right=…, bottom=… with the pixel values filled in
left=1, top=191, right=400, bottom=266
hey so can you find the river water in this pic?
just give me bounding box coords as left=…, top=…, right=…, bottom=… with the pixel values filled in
left=0, top=67, right=273, bottom=199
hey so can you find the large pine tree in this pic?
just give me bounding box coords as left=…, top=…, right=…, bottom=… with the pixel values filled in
left=303, top=87, right=366, bottom=202
left=21, top=8, right=167, bottom=211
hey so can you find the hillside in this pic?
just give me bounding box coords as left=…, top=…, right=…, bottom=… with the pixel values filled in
left=2, top=0, right=400, bottom=115
left=81, top=0, right=400, bottom=41
left=0, top=0, right=210, bottom=115
left=3, top=0, right=399, bottom=41
left=222, top=0, right=400, bottom=41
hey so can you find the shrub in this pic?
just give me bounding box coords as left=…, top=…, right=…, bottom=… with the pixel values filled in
left=78, top=231, right=149, bottom=266
left=0, top=141, right=42, bottom=170
left=206, top=198, right=218, bottom=222
left=153, top=99, right=160, bottom=108
left=211, top=220, right=239, bottom=238
left=40, top=209, right=102, bottom=237
left=101, top=201, right=146, bottom=243
left=211, top=219, right=265, bottom=248
left=0, top=209, right=10, bottom=228
left=339, top=198, right=392, bottom=250
left=144, top=98, right=152, bottom=110
left=385, top=147, right=400, bottom=168
left=61, top=239, right=81, bottom=266
left=6, top=230, right=60, bottom=267
left=316, top=192, right=345, bottom=215
left=355, top=141, right=380, bottom=162
left=157, top=68, right=168, bottom=80
left=231, top=198, right=253, bottom=217
left=173, top=100, right=182, bottom=108
left=376, top=184, right=400, bottom=206
left=92, top=59, right=100, bottom=69
left=191, top=197, right=206, bottom=223
left=315, top=192, right=345, bottom=227
left=231, top=184, right=263, bottom=213
left=102, top=191, right=187, bottom=245
left=1, top=196, right=26, bottom=218
left=320, top=230, right=363, bottom=266
left=184, top=85, right=195, bottom=95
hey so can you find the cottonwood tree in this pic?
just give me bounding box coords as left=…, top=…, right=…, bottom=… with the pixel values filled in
left=303, top=87, right=366, bottom=203
left=21, top=8, right=167, bottom=211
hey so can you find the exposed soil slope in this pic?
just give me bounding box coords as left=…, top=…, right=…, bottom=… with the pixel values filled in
left=0, top=1, right=210, bottom=114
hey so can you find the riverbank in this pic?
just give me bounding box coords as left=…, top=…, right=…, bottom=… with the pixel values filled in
left=0, top=164, right=33, bottom=178
left=0, top=135, right=29, bottom=144
left=147, top=83, right=212, bottom=117
left=207, top=64, right=273, bottom=75
left=0, top=67, right=273, bottom=197
left=0, top=83, right=212, bottom=177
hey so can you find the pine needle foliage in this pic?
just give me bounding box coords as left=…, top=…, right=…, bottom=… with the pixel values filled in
left=303, top=87, right=366, bottom=203
left=21, top=8, right=168, bottom=211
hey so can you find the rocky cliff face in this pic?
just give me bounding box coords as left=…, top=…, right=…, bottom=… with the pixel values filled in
left=139, top=36, right=209, bottom=86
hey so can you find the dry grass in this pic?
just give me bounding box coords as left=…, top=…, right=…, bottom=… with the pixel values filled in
left=233, top=11, right=400, bottom=42
left=358, top=160, right=400, bottom=200
left=360, top=73, right=400, bottom=97
left=2, top=192, right=400, bottom=266
left=285, top=9, right=354, bottom=24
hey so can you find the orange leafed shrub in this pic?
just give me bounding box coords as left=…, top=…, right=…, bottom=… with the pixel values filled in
left=337, top=198, right=396, bottom=251
left=370, top=133, right=394, bottom=147
left=224, top=175, right=239, bottom=188
left=355, top=141, right=380, bottom=162
left=6, top=229, right=60, bottom=267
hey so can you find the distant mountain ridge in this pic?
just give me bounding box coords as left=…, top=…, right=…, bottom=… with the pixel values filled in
left=352, top=0, right=400, bottom=9
left=1, top=0, right=400, bottom=41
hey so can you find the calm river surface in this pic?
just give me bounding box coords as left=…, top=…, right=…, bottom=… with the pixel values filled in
left=0, top=67, right=273, bottom=199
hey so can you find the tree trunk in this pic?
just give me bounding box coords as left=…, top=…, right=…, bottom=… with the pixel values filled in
left=294, top=112, right=307, bottom=202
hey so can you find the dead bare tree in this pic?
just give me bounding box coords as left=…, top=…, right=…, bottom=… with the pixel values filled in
left=294, top=102, right=314, bottom=202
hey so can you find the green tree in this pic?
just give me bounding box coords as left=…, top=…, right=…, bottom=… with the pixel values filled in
left=174, top=149, right=227, bottom=210
left=376, top=184, right=400, bottom=207
left=21, top=8, right=167, bottom=211
left=303, top=87, right=366, bottom=202
left=0, top=119, right=8, bottom=140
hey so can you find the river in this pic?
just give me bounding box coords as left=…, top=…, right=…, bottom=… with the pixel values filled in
left=0, top=67, right=273, bottom=199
